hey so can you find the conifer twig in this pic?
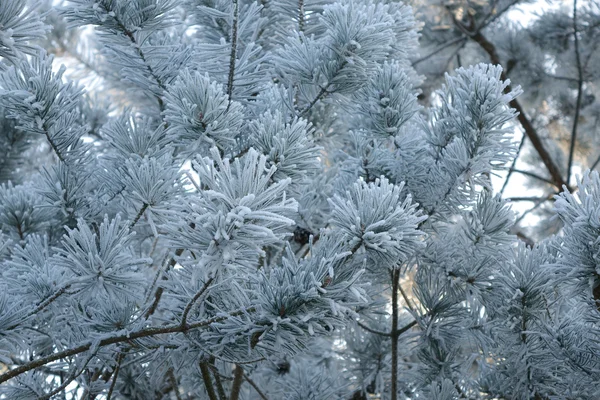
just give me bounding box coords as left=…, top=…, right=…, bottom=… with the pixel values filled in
left=226, top=0, right=239, bottom=106
left=567, top=0, right=583, bottom=187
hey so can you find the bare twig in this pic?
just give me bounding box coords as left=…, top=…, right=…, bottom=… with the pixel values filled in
left=106, top=352, right=126, bottom=400
left=412, top=36, right=467, bottom=66
left=200, top=362, right=219, bottom=400
left=181, top=278, right=214, bottom=329
left=500, top=135, right=526, bottom=195
left=0, top=307, right=256, bottom=384
left=168, top=368, right=184, bottom=400
left=226, top=0, right=239, bottom=105
left=356, top=320, right=391, bottom=337
left=298, top=0, right=305, bottom=33
left=509, top=168, right=556, bottom=186
left=390, top=269, right=400, bottom=400
left=230, top=365, right=245, bottom=400
left=567, top=0, right=584, bottom=187
left=243, top=371, right=269, bottom=400
left=130, top=203, right=148, bottom=229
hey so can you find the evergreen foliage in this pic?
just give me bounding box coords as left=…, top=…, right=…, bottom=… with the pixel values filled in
left=0, top=1, right=599, bottom=399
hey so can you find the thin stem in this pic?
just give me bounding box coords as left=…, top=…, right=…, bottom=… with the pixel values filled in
left=210, top=358, right=227, bottom=400
left=299, top=85, right=328, bottom=117
left=591, top=153, right=600, bottom=172
left=567, top=0, right=583, bottom=187
left=230, top=365, right=245, bottom=400
left=298, top=0, right=305, bottom=33
left=501, top=135, right=526, bottom=195
left=506, top=196, right=552, bottom=202
left=106, top=352, right=126, bottom=400
left=181, top=277, right=214, bottom=329
left=0, top=307, right=256, bottom=384
left=144, top=248, right=185, bottom=319
left=226, top=0, right=239, bottom=105
left=200, top=362, right=219, bottom=400
left=102, top=5, right=166, bottom=110
left=412, top=36, right=467, bottom=66
left=510, top=168, right=555, bottom=186
left=390, top=269, right=400, bottom=400
left=168, top=369, right=183, bottom=400
left=243, top=371, right=269, bottom=400
left=398, top=319, right=418, bottom=336
left=39, top=350, right=97, bottom=400
left=398, top=282, right=413, bottom=309
left=130, top=203, right=148, bottom=229
left=356, top=320, right=391, bottom=337
left=515, top=231, right=535, bottom=248
left=44, top=129, right=66, bottom=163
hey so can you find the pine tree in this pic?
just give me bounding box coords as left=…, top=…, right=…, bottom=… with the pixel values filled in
left=0, top=1, right=599, bottom=399
left=411, top=0, right=600, bottom=243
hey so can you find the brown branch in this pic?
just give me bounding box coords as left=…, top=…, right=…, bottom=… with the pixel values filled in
left=39, top=350, right=97, bottom=400
left=100, top=4, right=166, bottom=110
left=144, top=248, right=185, bottom=319
left=514, top=231, right=535, bottom=248
left=445, top=10, right=570, bottom=192
left=130, top=203, right=148, bottom=229
left=356, top=320, right=391, bottom=337
left=298, top=0, right=305, bottom=33
left=390, top=269, right=400, bottom=400
left=168, top=368, right=184, bottom=400
left=299, top=85, right=329, bottom=117
left=0, top=307, right=255, bottom=384
left=500, top=135, right=526, bottom=195
left=472, top=30, right=568, bottom=191
left=181, top=277, right=214, bottom=329
left=230, top=365, right=245, bottom=400
left=210, top=358, right=227, bottom=400
left=226, top=0, right=239, bottom=105
left=44, top=129, right=66, bottom=163
left=509, top=168, right=555, bottom=186
left=106, top=352, right=126, bottom=400
left=412, top=36, right=467, bottom=66
left=243, top=371, right=269, bottom=400
left=200, top=362, right=219, bottom=400
left=567, top=0, right=583, bottom=187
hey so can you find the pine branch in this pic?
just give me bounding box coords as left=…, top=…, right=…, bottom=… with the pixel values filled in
left=129, top=203, right=148, bottom=229
left=181, top=278, right=214, bottom=329
left=412, top=36, right=467, bottom=66
left=356, top=320, right=391, bottom=337
left=390, top=268, right=400, bottom=400
left=509, top=168, right=555, bottom=186
left=242, top=371, right=269, bottom=400
left=500, top=135, right=526, bottom=195
left=106, top=351, right=126, bottom=400
left=210, top=358, right=227, bottom=400
left=447, top=11, right=570, bottom=192
left=38, top=350, right=97, bottom=400
left=226, top=0, right=239, bottom=105
left=100, top=4, right=167, bottom=110
left=144, top=248, right=185, bottom=319
left=168, top=368, right=184, bottom=400
left=567, top=0, right=583, bottom=187
left=299, top=85, right=329, bottom=117
left=43, top=128, right=66, bottom=163
left=0, top=307, right=256, bottom=384
left=7, top=284, right=73, bottom=331
left=471, top=31, right=569, bottom=191
left=230, top=364, right=245, bottom=400
left=200, top=362, right=219, bottom=400
left=298, top=0, right=305, bottom=33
